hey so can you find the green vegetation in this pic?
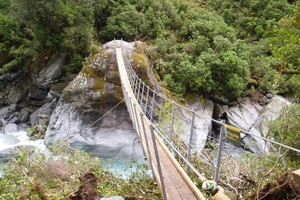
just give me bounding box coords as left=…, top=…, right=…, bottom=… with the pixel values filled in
left=207, top=0, right=294, bottom=39
left=269, top=104, right=300, bottom=162
left=26, top=125, right=47, bottom=140
left=1, top=0, right=299, bottom=100
left=0, top=143, right=161, bottom=199
left=1, top=0, right=300, bottom=198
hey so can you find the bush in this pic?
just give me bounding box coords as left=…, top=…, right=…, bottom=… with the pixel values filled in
left=0, top=142, right=162, bottom=199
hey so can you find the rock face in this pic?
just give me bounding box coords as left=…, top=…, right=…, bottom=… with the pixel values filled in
left=0, top=52, right=67, bottom=130
left=179, top=96, right=214, bottom=151
left=30, top=99, right=57, bottom=126
left=227, top=95, right=291, bottom=153
left=36, top=53, right=66, bottom=88
left=45, top=41, right=136, bottom=143
left=227, top=97, right=263, bottom=131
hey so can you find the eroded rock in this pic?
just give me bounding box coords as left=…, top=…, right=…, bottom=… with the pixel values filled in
left=36, top=53, right=66, bottom=88
left=4, top=123, right=18, bottom=133
left=45, top=41, right=138, bottom=143
left=30, top=100, right=57, bottom=126
left=227, top=97, right=263, bottom=131
left=227, top=96, right=291, bottom=153
left=246, top=95, right=291, bottom=153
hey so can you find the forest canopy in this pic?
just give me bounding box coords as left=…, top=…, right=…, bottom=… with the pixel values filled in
left=0, top=0, right=299, bottom=99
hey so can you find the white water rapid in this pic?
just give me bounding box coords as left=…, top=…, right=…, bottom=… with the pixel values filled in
left=0, top=127, right=147, bottom=178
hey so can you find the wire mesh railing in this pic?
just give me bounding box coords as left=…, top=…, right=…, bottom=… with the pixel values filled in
left=117, top=40, right=300, bottom=198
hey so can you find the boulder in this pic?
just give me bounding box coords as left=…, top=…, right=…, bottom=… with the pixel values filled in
left=0, top=148, right=15, bottom=163
left=0, top=92, right=5, bottom=106
left=227, top=96, right=291, bottom=153
left=48, top=81, right=70, bottom=100
left=247, top=95, right=291, bottom=153
left=30, top=100, right=57, bottom=126
left=180, top=95, right=214, bottom=151
left=0, top=145, right=34, bottom=163
left=7, top=111, right=20, bottom=123
left=4, top=123, right=18, bottom=133
left=28, top=87, right=49, bottom=100
left=36, top=53, right=66, bottom=88
left=15, top=108, right=33, bottom=123
left=0, top=119, right=3, bottom=128
left=45, top=41, right=135, bottom=143
left=227, top=97, right=263, bottom=131
left=0, top=104, right=17, bottom=120
left=7, top=86, right=25, bottom=104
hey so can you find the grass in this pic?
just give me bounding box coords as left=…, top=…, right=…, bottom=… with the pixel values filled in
left=0, top=142, right=162, bottom=200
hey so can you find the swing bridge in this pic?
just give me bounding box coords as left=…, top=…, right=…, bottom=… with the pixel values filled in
left=114, top=40, right=300, bottom=200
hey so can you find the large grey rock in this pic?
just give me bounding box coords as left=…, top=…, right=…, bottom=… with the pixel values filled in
left=227, top=97, right=263, bottom=131
left=45, top=41, right=134, bottom=143
left=0, top=118, right=7, bottom=130
left=36, top=53, right=66, bottom=88
left=227, top=96, right=291, bottom=153
left=7, top=86, right=25, bottom=104
left=0, top=145, right=34, bottom=163
left=246, top=96, right=291, bottom=153
left=30, top=100, right=57, bottom=126
left=15, top=108, right=32, bottom=123
left=28, top=87, right=48, bottom=100
left=4, top=123, right=18, bottom=133
left=7, top=111, right=20, bottom=123
left=47, top=81, right=70, bottom=100
left=0, top=119, right=3, bottom=128
left=0, top=104, right=17, bottom=120
left=180, top=96, right=214, bottom=151
left=0, top=92, right=5, bottom=106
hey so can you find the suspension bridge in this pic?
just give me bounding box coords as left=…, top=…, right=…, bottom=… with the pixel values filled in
left=114, top=40, right=300, bottom=200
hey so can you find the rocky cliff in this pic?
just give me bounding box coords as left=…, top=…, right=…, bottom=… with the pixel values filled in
left=0, top=40, right=293, bottom=155
left=45, top=41, right=132, bottom=143
left=0, top=53, right=69, bottom=131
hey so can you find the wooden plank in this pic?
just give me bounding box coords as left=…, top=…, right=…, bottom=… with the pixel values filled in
left=116, top=47, right=204, bottom=200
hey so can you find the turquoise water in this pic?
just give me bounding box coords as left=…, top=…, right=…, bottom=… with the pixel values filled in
left=0, top=130, right=149, bottom=178
left=70, top=138, right=148, bottom=178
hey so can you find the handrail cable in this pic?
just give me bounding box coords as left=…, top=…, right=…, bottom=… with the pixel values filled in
left=87, top=99, right=125, bottom=129
left=122, top=50, right=300, bottom=154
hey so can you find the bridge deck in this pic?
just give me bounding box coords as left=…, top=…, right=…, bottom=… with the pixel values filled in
left=116, top=47, right=205, bottom=200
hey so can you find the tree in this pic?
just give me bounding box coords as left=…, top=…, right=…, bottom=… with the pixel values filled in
left=0, top=13, right=32, bottom=73
left=155, top=4, right=250, bottom=98
left=207, top=0, right=294, bottom=39
left=8, top=0, right=95, bottom=73
left=269, top=104, right=300, bottom=163
left=269, top=3, right=300, bottom=71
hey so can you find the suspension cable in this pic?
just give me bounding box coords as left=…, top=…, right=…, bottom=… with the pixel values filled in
left=87, top=98, right=125, bottom=129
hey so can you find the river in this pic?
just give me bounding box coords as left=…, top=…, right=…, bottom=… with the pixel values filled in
left=0, top=128, right=147, bottom=178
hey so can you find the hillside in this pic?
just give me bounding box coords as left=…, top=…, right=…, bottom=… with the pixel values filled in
left=0, top=0, right=299, bottom=199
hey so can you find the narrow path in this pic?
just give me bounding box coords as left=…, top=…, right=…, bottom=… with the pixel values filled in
left=116, top=47, right=205, bottom=200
